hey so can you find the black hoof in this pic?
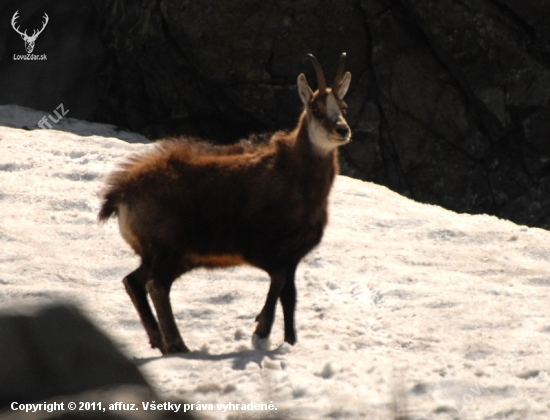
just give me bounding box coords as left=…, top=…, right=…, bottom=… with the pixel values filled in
left=284, top=332, right=297, bottom=345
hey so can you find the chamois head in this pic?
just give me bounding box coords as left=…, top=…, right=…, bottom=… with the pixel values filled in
left=297, top=53, right=352, bottom=155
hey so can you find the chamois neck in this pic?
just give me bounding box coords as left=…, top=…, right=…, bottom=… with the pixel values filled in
left=287, top=111, right=339, bottom=201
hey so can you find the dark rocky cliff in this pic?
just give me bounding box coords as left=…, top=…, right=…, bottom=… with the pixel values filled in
left=2, top=0, right=550, bottom=228
left=0, top=1, right=104, bottom=121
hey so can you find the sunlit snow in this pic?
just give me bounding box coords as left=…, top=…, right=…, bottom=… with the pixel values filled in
left=1, top=106, right=550, bottom=419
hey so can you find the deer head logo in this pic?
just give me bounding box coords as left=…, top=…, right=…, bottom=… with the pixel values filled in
left=11, top=11, right=49, bottom=54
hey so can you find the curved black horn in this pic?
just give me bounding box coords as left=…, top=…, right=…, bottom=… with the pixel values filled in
left=306, top=54, right=327, bottom=94
left=333, top=52, right=347, bottom=92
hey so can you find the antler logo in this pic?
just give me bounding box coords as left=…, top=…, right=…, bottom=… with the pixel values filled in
left=11, top=10, right=49, bottom=54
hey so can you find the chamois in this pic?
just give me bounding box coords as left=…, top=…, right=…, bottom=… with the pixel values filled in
left=98, top=53, right=352, bottom=354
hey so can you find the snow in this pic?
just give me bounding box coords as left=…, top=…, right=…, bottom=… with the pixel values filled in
left=1, top=107, right=550, bottom=419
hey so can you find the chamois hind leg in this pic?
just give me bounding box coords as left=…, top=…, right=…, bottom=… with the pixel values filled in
left=146, top=259, right=189, bottom=354
left=279, top=265, right=298, bottom=345
left=253, top=269, right=288, bottom=350
left=122, top=263, right=163, bottom=350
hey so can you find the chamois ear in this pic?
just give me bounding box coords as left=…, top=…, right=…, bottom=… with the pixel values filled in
left=297, top=73, right=313, bottom=106
left=335, top=71, right=351, bottom=100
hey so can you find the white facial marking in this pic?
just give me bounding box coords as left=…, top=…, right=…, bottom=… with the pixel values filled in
left=308, top=92, right=349, bottom=156
left=309, top=118, right=338, bottom=155
left=326, top=93, right=341, bottom=120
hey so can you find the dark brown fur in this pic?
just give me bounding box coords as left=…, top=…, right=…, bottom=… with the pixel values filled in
left=99, top=55, right=350, bottom=354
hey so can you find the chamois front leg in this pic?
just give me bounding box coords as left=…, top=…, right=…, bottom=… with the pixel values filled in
left=146, top=276, right=190, bottom=354
left=122, top=264, right=163, bottom=350
left=253, top=270, right=288, bottom=350
left=279, top=265, right=298, bottom=345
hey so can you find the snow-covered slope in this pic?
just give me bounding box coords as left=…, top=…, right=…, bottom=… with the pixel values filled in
left=1, top=114, right=550, bottom=419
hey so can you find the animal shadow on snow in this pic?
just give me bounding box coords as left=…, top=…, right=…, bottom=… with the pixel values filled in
left=134, top=346, right=285, bottom=371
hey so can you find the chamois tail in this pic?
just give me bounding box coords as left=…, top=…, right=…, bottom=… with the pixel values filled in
left=98, top=189, right=121, bottom=223
left=98, top=158, right=136, bottom=223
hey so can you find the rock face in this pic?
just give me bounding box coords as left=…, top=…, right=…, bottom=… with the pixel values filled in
left=369, top=0, right=550, bottom=229
left=2, top=0, right=550, bottom=228
left=0, top=304, right=195, bottom=419
left=88, top=0, right=550, bottom=228
left=91, top=0, right=369, bottom=142
left=0, top=1, right=104, bottom=121
left=0, top=304, right=148, bottom=407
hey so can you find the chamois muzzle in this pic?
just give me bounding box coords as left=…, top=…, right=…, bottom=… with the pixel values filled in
left=335, top=124, right=350, bottom=139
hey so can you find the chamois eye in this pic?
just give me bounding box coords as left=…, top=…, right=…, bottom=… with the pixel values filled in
left=310, top=105, right=324, bottom=119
